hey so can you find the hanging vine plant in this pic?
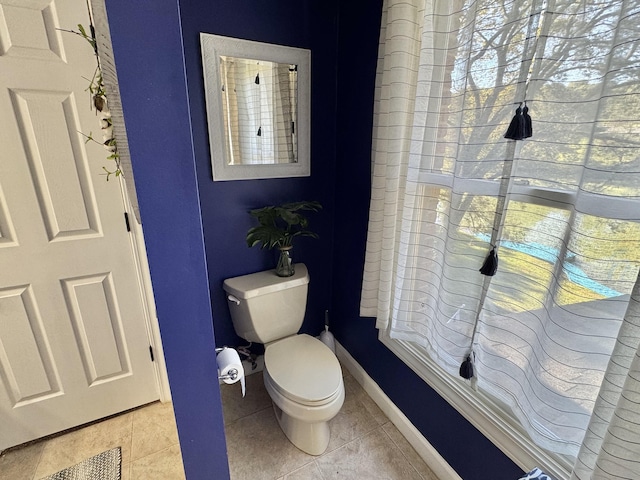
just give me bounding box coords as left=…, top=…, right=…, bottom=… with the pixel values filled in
left=60, top=18, right=122, bottom=180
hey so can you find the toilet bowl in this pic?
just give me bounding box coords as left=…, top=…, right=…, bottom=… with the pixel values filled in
left=263, top=334, right=344, bottom=455
left=223, top=264, right=345, bottom=455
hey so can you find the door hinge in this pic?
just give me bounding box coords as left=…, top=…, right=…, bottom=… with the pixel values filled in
left=149, top=345, right=155, bottom=362
left=124, top=212, right=131, bottom=232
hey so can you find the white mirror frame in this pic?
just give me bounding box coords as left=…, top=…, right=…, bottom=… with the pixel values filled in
left=200, top=33, right=311, bottom=181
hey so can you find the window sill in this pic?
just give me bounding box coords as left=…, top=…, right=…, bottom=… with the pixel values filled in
left=378, top=330, right=574, bottom=480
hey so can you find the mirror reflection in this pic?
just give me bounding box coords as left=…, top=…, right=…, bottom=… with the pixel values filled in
left=219, top=56, right=298, bottom=165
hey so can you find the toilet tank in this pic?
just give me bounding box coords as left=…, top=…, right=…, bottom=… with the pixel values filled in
left=223, top=264, right=309, bottom=344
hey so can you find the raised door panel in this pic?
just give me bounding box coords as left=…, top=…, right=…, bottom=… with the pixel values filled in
left=0, top=0, right=64, bottom=61
left=0, top=285, right=61, bottom=405
left=62, top=274, right=130, bottom=384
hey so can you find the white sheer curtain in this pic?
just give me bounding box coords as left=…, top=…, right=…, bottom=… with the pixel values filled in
left=361, top=0, right=640, bottom=476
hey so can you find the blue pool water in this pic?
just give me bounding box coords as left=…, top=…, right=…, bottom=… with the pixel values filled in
left=475, top=233, right=622, bottom=298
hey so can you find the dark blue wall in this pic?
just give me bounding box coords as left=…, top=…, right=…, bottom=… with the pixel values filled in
left=178, top=0, right=339, bottom=351
left=108, top=0, right=524, bottom=479
left=105, top=1, right=230, bottom=478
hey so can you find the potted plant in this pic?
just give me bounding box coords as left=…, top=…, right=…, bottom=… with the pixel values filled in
left=246, top=200, right=322, bottom=277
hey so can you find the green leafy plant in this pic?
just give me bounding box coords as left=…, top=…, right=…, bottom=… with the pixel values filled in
left=246, top=201, right=322, bottom=250
left=60, top=20, right=121, bottom=180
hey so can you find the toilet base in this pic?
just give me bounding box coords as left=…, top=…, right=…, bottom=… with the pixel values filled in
left=272, top=402, right=330, bottom=456
left=263, top=360, right=345, bottom=456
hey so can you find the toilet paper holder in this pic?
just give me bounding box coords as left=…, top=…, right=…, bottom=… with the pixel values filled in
left=216, top=347, right=240, bottom=381
left=219, top=368, right=239, bottom=382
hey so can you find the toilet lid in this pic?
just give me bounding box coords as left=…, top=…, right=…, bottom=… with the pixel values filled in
left=264, top=334, right=342, bottom=404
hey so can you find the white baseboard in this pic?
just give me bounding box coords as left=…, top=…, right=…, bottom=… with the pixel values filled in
left=335, top=341, right=462, bottom=480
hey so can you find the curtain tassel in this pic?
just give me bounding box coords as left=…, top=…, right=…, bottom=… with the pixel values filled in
left=504, top=103, right=526, bottom=140
left=522, top=102, right=532, bottom=138
left=459, top=353, right=475, bottom=379
left=479, top=247, right=498, bottom=276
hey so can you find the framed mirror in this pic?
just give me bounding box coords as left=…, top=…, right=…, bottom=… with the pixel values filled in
left=200, top=33, right=311, bottom=181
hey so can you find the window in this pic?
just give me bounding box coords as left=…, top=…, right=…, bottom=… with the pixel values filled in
left=362, top=0, right=640, bottom=477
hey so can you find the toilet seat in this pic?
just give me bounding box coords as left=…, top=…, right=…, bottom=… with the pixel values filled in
left=264, top=334, right=342, bottom=406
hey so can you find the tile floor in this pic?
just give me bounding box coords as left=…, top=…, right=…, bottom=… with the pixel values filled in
left=0, top=400, right=184, bottom=480
left=222, top=369, right=439, bottom=480
left=0, top=367, right=439, bottom=480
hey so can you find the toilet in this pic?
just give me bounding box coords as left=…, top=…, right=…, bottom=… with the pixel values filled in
left=223, top=264, right=344, bottom=455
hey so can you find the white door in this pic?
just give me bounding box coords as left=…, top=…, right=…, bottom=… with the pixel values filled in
left=0, top=0, right=159, bottom=450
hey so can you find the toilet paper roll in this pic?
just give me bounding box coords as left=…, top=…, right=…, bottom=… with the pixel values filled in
left=216, top=347, right=245, bottom=397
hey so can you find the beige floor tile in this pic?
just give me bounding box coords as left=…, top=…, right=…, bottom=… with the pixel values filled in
left=225, top=408, right=313, bottom=480
left=221, top=372, right=272, bottom=425
left=121, top=461, right=132, bottom=480
left=383, top=423, right=439, bottom=480
left=316, top=427, right=424, bottom=480
left=33, top=412, right=134, bottom=478
left=283, top=461, right=325, bottom=480
left=325, top=373, right=384, bottom=453
left=342, top=371, right=388, bottom=425
left=131, top=401, right=180, bottom=461
left=0, top=442, right=44, bottom=480
left=130, top=443, right=185, bottom=480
